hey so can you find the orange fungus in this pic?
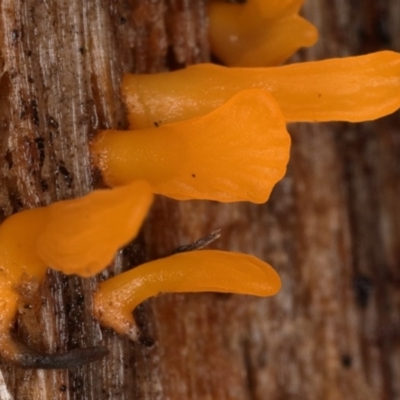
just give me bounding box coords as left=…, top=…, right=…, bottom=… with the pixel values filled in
left=37, top=181, right=153, bottom=277
left=91, top=89, right=291, bottom=204
left=0, top=181, right=152, bottom=367
left=93, top=250, right=281, bottom=340
left=209, top=0, right=318, bottom=66
left=121, top=51, right=400, bottom=128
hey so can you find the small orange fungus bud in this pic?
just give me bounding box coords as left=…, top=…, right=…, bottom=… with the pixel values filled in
left=209, top=0, right=318, bottom=66
left=37, top=180, right=153, bottom=277
left=91, top=89, right=290, bottom=203
left=121, top=51, right=400, bottom=128
left=93, top=250, right=281, bottom=340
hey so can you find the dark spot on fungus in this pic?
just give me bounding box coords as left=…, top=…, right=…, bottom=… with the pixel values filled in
left=191, top=173, right=196, bottom=178
left=79, top=47, right=85, bottom=55
left=318, top=93, right=322, bottom=98
left=153, top=121, right=159, bottom=127
left=119, top=16, right=127, bottom=25
left=60, top=385, right=67, bottom=392
left=352, top=274, right=372, bottom=308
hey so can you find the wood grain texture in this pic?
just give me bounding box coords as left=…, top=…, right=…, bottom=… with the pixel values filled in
left=0, top=0, right=399, bottom=399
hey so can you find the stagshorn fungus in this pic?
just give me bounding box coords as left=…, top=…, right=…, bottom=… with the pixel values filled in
left=0, top=181, right=153, bottom=368
left=0, top=179, right=282, bottom=368
left=121, top=51, right=400, bottom=129
left=5, top=0, right=400, bottom=370
left=209, top=0, right=318, bottom=66
left=91, top=89, right=291, bottom=204
left=93, top=250, right=281, bottom=341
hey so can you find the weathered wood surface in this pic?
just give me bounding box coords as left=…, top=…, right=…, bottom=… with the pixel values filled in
left=0, top=0, right=399, bottom=399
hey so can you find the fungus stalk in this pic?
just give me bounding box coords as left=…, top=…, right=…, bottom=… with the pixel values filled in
left=121, top=51, right=400, bottom=129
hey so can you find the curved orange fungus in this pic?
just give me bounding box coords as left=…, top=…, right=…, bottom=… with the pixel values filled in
left=93, top=250, right=281, bottom=340
left=209, top=0, right=318, bottom=66
left=37, top=181, right=153, bottom=277
left=121, top=51, right=400, bottom=128
left=91, top=89, right=291, bottom=203
left=0, top=181, right=152, bottom=367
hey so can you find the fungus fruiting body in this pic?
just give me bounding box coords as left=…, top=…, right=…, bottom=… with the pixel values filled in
left=91, top=89, right=291, bottom=203
left=8, top=0, right=400, bottom=371
left=121, top=51, right=400, bottom=129
left=93, top=250, right=281, bottom=340
left=209, top=0, right=318, bottom=66
left=37, top=181, right=153, bottom=277
left=0, top=181, right=153, bottom=367
left=0, top=178, right=282, bottom=367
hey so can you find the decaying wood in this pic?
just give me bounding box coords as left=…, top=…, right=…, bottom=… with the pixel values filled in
left=0, top=0, right=399, bottom=399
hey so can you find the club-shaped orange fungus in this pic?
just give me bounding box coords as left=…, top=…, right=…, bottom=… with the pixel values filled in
left=91, top=89, right=290, bottom=204
left=209, top=0, right=318, bottom=66
left=93, top=250, right=281, bottom=340
left=121, top=51, right=400, bottom=128
left=37, top=181, right=153, bottom=277
left=0, top=180, right=152, bottom=367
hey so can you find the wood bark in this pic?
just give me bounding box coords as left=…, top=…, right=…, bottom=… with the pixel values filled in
left=0, top=0, right=399, bottom=399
